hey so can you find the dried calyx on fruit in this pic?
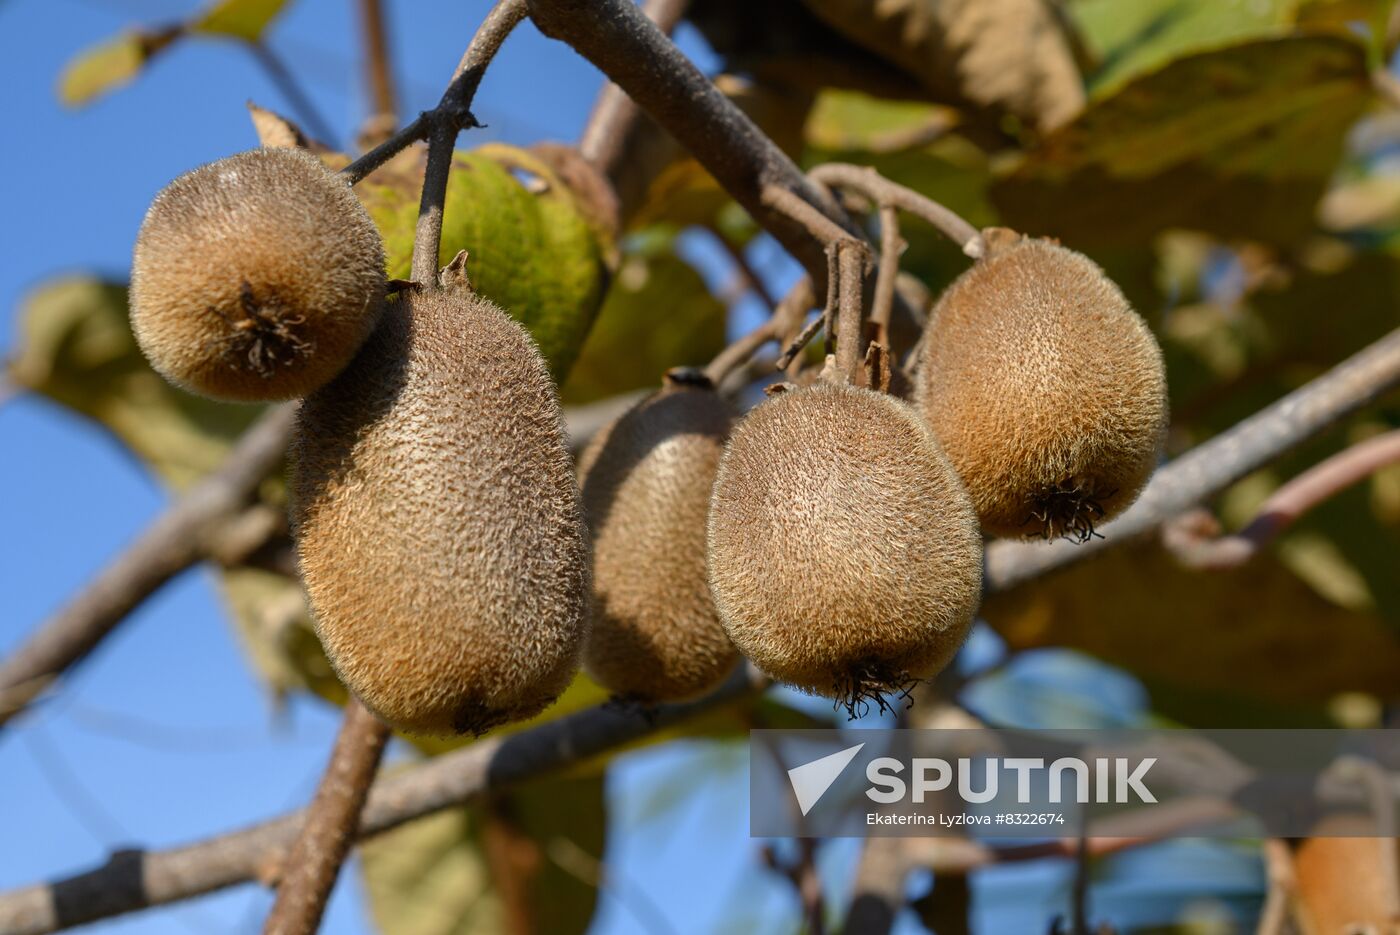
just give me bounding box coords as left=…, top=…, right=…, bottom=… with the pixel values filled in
left=578, top=367, right=737, bottom=704
left=707, top=379, right=982, bottom=716
left=131, top=147, right=385, bottom=402
left=291, top=285, right=589, bottom=736
left=915, top=229, right=1168, bottom=542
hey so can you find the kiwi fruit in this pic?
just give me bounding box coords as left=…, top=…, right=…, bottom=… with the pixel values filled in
left=291, top=288, right=589, bottom=735
left=914, top=232, right=1167, bottom=541
left=707, top=381, right=982, bottom=712
left=131, top=147, right=385, bottom=402
left=577, top=369, right=737, bottom=703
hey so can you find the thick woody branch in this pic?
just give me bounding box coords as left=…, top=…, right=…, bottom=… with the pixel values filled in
left=578, top=0, right=689, bottom=173
left=526, top=0, right=850, bottom=285
left=1162, top=428, right=1400, bottom=570
left=355, top=0, right=399, bottom=141
left=0, top=403, right=298, bottom=730
left=0, top=666, right=769, bottom=935
left=986, top=328, right=1400, bottom=593
left=262, top=701, right=390, bottom=935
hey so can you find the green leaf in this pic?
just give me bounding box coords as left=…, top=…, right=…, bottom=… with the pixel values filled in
left=991, top=35, right=1372, bottom=247
left=361, top=774, right=605, bottom=935
left=560, top=235, right=726, bottom=404
left=359, top=145, right=612, bottom=382
left=1071, top=0, right=1294, bottom=94
left=193, top=0, right=289, bottom=41
left=58, top=32, right=162, bottom=107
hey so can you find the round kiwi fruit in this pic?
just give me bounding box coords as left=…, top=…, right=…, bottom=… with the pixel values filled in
left=577, top=368, right=736, bottom=703
left=915, top=232, right=1167, bottom=541
left=707, top=381, right=982, bottom=712
left=291, top=288, right=589, bottom=736
left=131, top=147, right=385, bottom=402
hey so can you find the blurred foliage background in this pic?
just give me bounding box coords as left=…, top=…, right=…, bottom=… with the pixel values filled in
left=7, top=0, right=1400, bottom=932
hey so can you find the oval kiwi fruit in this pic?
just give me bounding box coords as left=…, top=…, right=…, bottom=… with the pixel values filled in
left=577, top=369, right=736, bottom=702
left=291, top=288, right=589, bottom=735
left=131, top=147, right=385, bottom=402
left=707, top=381, right=982, bottom=712
left=915, top=232, right=1167, bottom=541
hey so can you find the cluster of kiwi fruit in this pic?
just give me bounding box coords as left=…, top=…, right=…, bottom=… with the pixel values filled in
left=132, top=147, right=589, bottom=735
left=131, top=145, right=1166, bottom=727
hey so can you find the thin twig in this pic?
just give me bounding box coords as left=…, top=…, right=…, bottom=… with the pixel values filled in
left=1255, top=839, right=1294, bottom=935
left=0, top=403, right=298, bottom=730
left=355, top=0, right=399, bottom=141
left=262, top=701, right=390, bottom=935
left=706, top=225, right=777, bottom=309
left=703, top=277, right=814, bottom=384
left=412, top=0, right=528, bottom=284
left=808, top=163, right=983, bottom=258
left=340, top=0, right=523, bottom=192
left=546, top=838, right=680, bottom=935
left=340, top=112, right=429, bottom=185
left=703, top=321, right=778, bottom=385
left=985, top=328, right=1400, bottom=593
left=0, top=665, right=770, bottom=935
left=1162, top=428, right=1400, bottom=570
left=1070, top=833, right=1090, bottom=935
left=763, top=840, right=825, bottom=935
left=527, top=0, right=850, bottom=285
left=870, top=205, right=904, bottom=347
left=249, top=44, right=339, bottom=149
left=833, top=240, right=869, bottom=383
left=761, top=185, right=853, bottom=248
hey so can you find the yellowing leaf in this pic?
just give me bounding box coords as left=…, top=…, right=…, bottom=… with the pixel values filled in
left=798, top=0, right=1086, bottom=131
left=193, top=0, right=288, bottom=41
left=983, top=539, right=1400, bottom=710
left=992, top=35, right=1372, bottom=246
left=8, top=277, right=262, bottom=488
left=58, top=31, right=166, bottom=107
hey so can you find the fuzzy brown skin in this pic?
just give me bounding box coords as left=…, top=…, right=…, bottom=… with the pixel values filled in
left=707, top=382, right=982, bottom=706
left=577, top=376, right=737, bottom=702
left=131, top=148, right=385, bottom=402
left=915, top=237, right=1168, bottom=540
left=291, top=290, right=589, bottom=736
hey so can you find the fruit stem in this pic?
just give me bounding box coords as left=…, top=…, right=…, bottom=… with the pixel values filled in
left=808, top=163, right=985, bottom=259
left=833, top=240, right=870, bottom=385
